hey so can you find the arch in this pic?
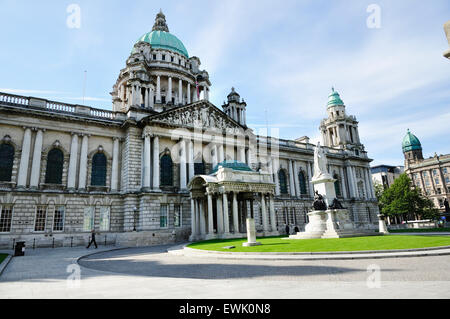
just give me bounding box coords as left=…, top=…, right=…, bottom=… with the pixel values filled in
left=278, top=169, right=288, bottom=195
left=91, top=152, right=107, bottom=187
left=298, top=170, right=308, bottom=195
left=0, top=143, right=14, bottom=182
left=45, top=148, right=64, bottom=184
left=160, top=154, right=173, bottom=187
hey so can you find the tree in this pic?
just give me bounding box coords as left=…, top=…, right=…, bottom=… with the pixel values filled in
left=379, top=173, right=439, bottom=222
left=373, top=180, right=385, bottom=212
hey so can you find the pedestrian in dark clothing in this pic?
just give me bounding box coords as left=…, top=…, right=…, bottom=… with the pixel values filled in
left=87, top=230, right=98, bottom=249
left=294, top=226, right=300, bottom=233
left=285, top=225, right=290, bottom=236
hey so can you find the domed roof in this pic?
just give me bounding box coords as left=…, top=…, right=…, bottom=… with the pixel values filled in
left=402, top=129, right=422, bottom=153
left=211, top=161, right=253, bottom=174
left=327, top=88, right=344, bottom=107
left=132, top=11, right=189, bottom=58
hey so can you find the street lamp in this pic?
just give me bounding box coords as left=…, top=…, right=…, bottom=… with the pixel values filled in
left=133, top=206, right=138, bottom=232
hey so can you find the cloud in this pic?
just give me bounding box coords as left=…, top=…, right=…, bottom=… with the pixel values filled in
left=0, top=88, right=69, bottom=95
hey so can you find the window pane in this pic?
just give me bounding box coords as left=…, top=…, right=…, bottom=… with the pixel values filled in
left=34, top=207, right=47, bottom=232
left=100, top=207, right=110, bottom=231
left=279, top=170, right=288, bottom=194
left=91, top=153, right=107, bottom=186
left=0, top=144, right=14, bottom=182
left=53, top=206, right=65, bottom=232
left=83, top=207, right=94, bottom=231
left=45, top=149, right=64, bottom=184
left=0, top=206, right=13, bottom=233
left=160, top=155, right=173, bottom=186
left=160, top=205, right=168, bottom=228
left=299, top=171, right=308, bottom=195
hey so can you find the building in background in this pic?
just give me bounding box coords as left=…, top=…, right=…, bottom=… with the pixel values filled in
left=403, top=129, right=450, bottom=214
left=371, top=165, right=404, bottom=189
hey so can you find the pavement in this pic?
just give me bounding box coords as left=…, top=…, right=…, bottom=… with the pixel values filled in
left=0, top=244, right=449, bottom=299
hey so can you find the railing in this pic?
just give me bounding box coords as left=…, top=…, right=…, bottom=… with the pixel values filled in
left=46, top=101, right=76, bottom=113
left=0, top=92, right=30, bottom=106
left=90, top=108, right=115, bottom=119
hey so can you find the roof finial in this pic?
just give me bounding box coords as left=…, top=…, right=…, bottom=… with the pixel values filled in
left=152, top=10, right=169, bottom=32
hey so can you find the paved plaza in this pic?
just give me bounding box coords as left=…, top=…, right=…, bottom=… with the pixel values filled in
left=0, top=244, right=449, bottom=299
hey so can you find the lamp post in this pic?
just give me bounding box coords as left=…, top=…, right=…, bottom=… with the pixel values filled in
left=133, top=206, right=138, bottom=232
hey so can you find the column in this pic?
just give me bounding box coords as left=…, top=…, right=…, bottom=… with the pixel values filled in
left=351, top=167, right=359, bottom=198
left=205, top=86, right=209, bottom=101
left=193, top=85, right=198, bottom=102
left=178, top=79, right=183, bottom=105
left=29, top=129, right=44, bottom=188
left=78, top=134, right=89, bottom=191
left=339, top=166, right=348, bottom=199
left=239, top=147, right=245, bottom=164
left=307, top=162, right=314, bottom=197
left=261, top=194, right=269, bottom=232
left=293, top=161, right=300, bottom=197
left=367, top=168, right=376, bottom=199
left=363, top=168, right=372, bottom=200
left=153, top=136, right=160, bottom=190
left=246, top=148, right=252, bottom=167
left=144, top=87, right=149, bottom=108
left=232, top=192, right=239, bottom=233
left=143, top=134, right=151, bottom=190
left=289, top=160, right=296, bottom=197
left=149, top=87, right=154, bottom=109
left=17, top=127, right=32, bottom=188
left=212, top=144, right=218, bottom=168
left=188, top=140, right=195, bottom=181
left=168, top=77, right=172, bottom=103
left=273, top=159, right=280, bottom=196
left=223, top=193, right=230, bottom=234
left=180, top=139, right=187, bottom=190
left=199, top=199, right=206, bottom=235
left=187, top=83, right=191, bottom=104
left=156, top=76, right=161, bottom=103
left=191, top=198, right=196, bottom=238
left=218, top=144, right=224, bottom=164
left=111, top=138, right=120, bottom=192
left=347, top=166, right=357, bottom=198
left=269, top=195, right=277, bottom=232
left=207, top=193, right=214, bottom=234
left=130, top=85, right=135, bottom=106
left=67, top=133, right=79, bottom=190
left=216, top=196, right=224, bottom=234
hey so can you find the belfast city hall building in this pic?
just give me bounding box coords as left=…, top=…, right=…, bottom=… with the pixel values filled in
left=0, top=12, right=379, bottom=248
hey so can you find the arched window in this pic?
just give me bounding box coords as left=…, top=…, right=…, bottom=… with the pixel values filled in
left=278, top=170, right=288, bottom=194
left=91, top=153, right=107, bottom=187
left=45, top=149, right=64, bottom=184
left=160, top=154, right=173, bottom=187
left=298, top=171, right=308, bottom=195
left=0, top=143, right=14, bottom=182
left=334, top=174, right=342, bottom=197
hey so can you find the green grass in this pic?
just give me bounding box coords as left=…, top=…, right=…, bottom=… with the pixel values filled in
left=188, top=235, right=450, bottom=253
left=389, top=228, right=450, bottom=233
left=0, top=254, right=8, bottom=264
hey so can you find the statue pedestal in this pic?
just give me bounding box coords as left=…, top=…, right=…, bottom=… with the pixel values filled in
left=378, top=214, right=390, bottom=235
left=243, top=218, right=261, bottom=247
left=312, top=175, right=336, bottom=207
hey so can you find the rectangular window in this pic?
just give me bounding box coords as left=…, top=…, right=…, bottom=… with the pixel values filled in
left=174, top=205, right=182, bottom=228
left=53, top=206, right=65, bottom=232
left=34, top=206, right=47, bottom=232
left=433, top=170, right=438, bottom=176
left=99, top=207, right=110, bottom=231
left=0, top=205, right=13, bottom=233
left=444, top=168, right=448, bottom=174
left=83, top=207, right=95, bottom=232
left=446, top=177, right=450, bottom=184
left=162, top=54, right=166, bottom=61
left=160, top=205, right=168, bottom=228
left=435, top=178, right=440, bottom=185
left=153, top=54, right=156, bottom=60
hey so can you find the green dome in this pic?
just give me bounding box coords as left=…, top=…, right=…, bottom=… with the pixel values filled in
left=402, top=129, right=422, bottom=153
left=133, top=31, right=189, bottom=58
left=211, top=161, right=254, bottom=175
left=327, top=88, right=344, bottom=107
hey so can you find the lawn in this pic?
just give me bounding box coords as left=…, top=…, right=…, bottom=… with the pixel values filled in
left=0, top=254, right=7, bottom=264
left=188, top=235, right=450, bottom=253
left=389, top=228, right=450, bottom=233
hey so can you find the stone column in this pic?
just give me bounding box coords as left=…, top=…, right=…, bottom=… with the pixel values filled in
left=111, top=137, right=120, bottom=192
left=307, top=162, right=314, bottom=197
left=178, top=79, right=183, bottom=105
left=261, top=194, right=269, bottom=232
left=239, top=147, right=245, bottom=164
left=346, top=166, right=355, bottom=198
left=67, top=133, right=79, bottom=190
left=190, top=198, right=196, bottom=239
left=269, top=195, right=277, bottom=232
left=216, top=196, right=224, bottom=234
left=78, top=134, right=89, bottom=191
left=188, top=140, right=195, bottom=181
left=232, top=192, right=239, bottom=233
left=205, top=86, right=209, bottom=101
left=289, top=160, right=296, bottom=197
left=149, top=87, right=154, bottom=109
left=293, top=161, right=300, bottom=197
left=207, top=193, right=214, bottom=235
left=17, top=127, right=32, bottom=188
left=187, top=83, right=191, bottom=104
left=29, top=128, right=44, bottom=189
left=199, top=199, right=206, bottom=236
left=273, top=159, right=280, bottom=196
left=130, top=85, right=135, bottom=106
left=367, top=168, right=376, bottom=199
left=143, top=133, right=151, bottom=190
left=168, top=77, right=172, bottom=103
left=153, top=136, right=160, bottom=190
left=363, top=168, right=372, bottom=200
left=180, top=139, right=187, bottom=190
left=218, top=145, right=224, bottom=164
left=156, top=76, right=161, bottom=103
left=211, top=144, right=218, bottom=169
left=144, top=87, right=149, bottom=108
left=223, top=193, right=230, bottom=234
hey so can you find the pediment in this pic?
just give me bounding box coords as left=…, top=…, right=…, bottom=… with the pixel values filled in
left=144, top=102, right=246, bottom=133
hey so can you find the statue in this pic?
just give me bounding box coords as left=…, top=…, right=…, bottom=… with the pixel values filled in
left=313, top=191, right=327, bottom=211
left=313, top=142, right=330, bottom=180
left=329, top=198, right=345, bottom=210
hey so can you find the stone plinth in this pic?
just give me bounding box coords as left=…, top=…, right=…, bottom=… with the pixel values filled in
left=312, top=175, right=336, bottom=207
left=378, top=214, right=390, bottom=235
left=243, top=218, right=261, bottom=247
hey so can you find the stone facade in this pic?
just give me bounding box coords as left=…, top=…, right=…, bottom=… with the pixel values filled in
left=0, top=12, right=379, bottom=249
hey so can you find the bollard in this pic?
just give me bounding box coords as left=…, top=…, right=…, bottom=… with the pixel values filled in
left=104, top=235, right=107, bottom=246
left=71, top=237, right=73, bottom=248
left=12, top=239, right=15, bottom=250
left=52, top=237, right=55, bottom=248
left=33, top=238, right=36, bottom=249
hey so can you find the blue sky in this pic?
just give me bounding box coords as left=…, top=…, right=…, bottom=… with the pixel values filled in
left=1, top=0, right=449, bottom=166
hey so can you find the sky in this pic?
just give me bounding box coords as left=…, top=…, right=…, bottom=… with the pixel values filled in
left=0, top=0, right=449, bottom=167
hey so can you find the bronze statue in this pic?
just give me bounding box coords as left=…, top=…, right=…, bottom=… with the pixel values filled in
left=313, top=191, right=327, bottom=211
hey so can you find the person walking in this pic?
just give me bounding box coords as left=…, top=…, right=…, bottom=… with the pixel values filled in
left=285, top=224, right=290, bottom=236
left=86, top=229, right=98, bottom=249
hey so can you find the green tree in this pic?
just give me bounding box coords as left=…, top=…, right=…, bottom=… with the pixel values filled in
left=379, top=173, right=439, bottom=221
left=373, top=180, right=385, bottom=211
